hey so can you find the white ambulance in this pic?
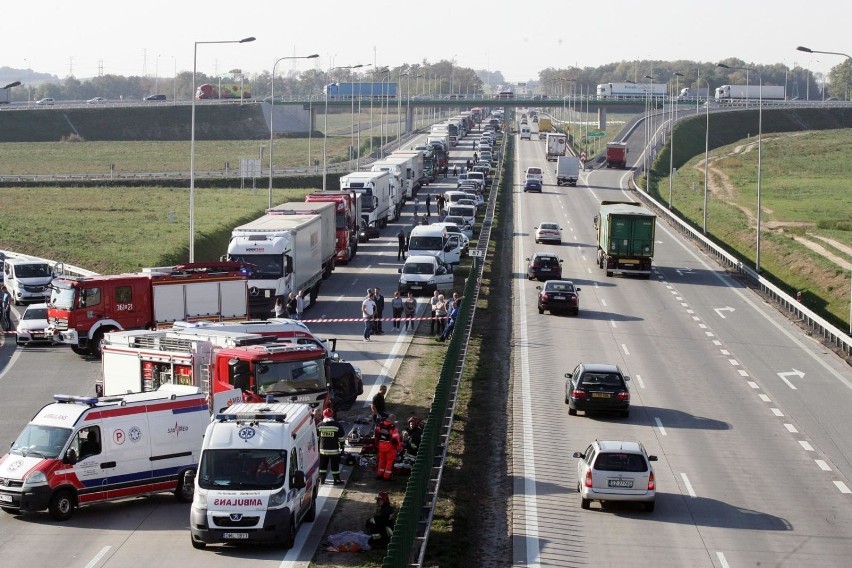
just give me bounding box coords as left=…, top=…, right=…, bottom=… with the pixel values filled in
left=0, top=384, right=210, bottom=521
left=190, top=402, right=320, bottom=549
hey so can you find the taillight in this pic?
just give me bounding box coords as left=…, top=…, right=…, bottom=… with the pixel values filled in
left=569, top=294, right=577, bottom=301
left=531, top=263, right=539, bottom=270
left=573, top=389, right=587, bottom=400
left=584, top=469, right=593, bottom=488
left=616, top=390, right=630, bottom=401
left=648, top=471, right=655, bottom=491
left=541, top=292, right=550, bottom=301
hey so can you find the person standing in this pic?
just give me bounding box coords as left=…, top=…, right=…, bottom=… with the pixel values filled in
left=403, top=416, right=423, bottom=459
left=425, top=194, right=431, bottom=217
left=374, top=414, right=401, bottom=481
left=436, top=193, right=446, bottom=216
left=286, top=292, right=296, bottom=319
left=434, top=294, right=448, bottom=337
left=1, top=285, right=11, bottom=333
left=371, top=384, right=388, bottom=424
left=403, top=292, right=417, bottom=331
left=271, top=297, right=285, bottom=319
left=429, top=290, right=441, bottom=335
left=317, top=407, right=346, bottom=484
left=373, top=287, right=385, bottom=334
left=390, top=291, right=404, bottom=331
left=438, top=298, right=461, bottom=341
left=397, top=228, right=406, bottom=261
left=295, top=290, right=305, bottom=320
left=362, top=289, right=376, bottom=341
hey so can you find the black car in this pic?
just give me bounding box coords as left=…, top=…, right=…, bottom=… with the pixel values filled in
left=527, top=252, right=562, bottom=281
left=536, top=279, right=579, bottom=315
left=564, top=363, right=631, bottom=417
left=523, top=179, right=542, bottom=193
left=144, top=94, right=167, bottom=101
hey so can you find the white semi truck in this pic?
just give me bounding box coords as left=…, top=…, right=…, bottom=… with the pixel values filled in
left=339, top=170, right=393, bottom=238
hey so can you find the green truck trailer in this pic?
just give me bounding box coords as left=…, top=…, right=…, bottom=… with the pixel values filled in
left=594, top=201, right=656, bottom=278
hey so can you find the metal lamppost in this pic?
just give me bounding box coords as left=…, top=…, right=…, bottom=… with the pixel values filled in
left=397, top=71, right=409, bottom=149
left=323, top=64, right=363, bottom=190
left=379, top=71, right=391, bottom=158
left=155, top=54, right=161, bottom=96
left=352, top=64, right=372, bottom=169
left=696, top=78, right=711, bottom=234
left=718, top=63, right=762, bottom=272
left=23, top=59, right=31, bottom=107
left=643, top=75, right=656, bottom=182
left=172, top=56, right=177, bottom=104
left=268, top=53, right=319, bottom=207
left=668, top=72, right=684, bottom=210
left=190, top=36, right=255, bottom=263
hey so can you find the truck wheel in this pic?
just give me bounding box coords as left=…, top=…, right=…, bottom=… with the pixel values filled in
left=48, top=489, right=76, bottom=521
left=70, top=345, right=88, bottom=356
left=90, top=330, right=109, bottom=358
left=174, top=470, right=194, bottom=503
left=310, top=285, right=320, bottom=305
left=606, top=270, right=613, bottom=277
left=304, top=487, right=318, bottom=522
left=190, top=535, right=206, bottom=550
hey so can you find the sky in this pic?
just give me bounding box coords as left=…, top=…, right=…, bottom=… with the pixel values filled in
left=3, top=0, right=849, bottom=83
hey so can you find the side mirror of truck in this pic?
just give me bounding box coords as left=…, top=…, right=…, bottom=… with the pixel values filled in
left=290, top=470, right=306, bottom=490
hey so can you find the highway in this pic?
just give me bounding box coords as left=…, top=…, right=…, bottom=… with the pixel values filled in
left=0, top=132, right=469, bottom=566
left=510, top=122, right=852, bottom=566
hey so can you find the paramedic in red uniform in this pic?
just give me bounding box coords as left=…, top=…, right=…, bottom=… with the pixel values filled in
left=374, top=414, right=401, bottom=480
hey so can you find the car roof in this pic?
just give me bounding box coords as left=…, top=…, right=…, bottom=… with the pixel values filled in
left=579, top=363, right=621, bottom=374
left=531, top=252, right=559, bottom=259
left=595, top=440, right=644, bottom=454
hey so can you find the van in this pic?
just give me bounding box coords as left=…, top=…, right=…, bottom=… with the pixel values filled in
left=525, top=166, right=543, bottom=184
left=36, top=98, right=55, bottom=106
left=520, top=125, right=531, bottom=140
left=407, top=225, right=463, bottom=265
left=3, top=256, right=54, bottom=305
left=0, top=384, right=208, bottom=520
left=190, top=403, right=319, bottom=549
left=398, top=255, right=454, bottom=296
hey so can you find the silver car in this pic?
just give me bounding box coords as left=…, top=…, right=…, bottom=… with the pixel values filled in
left=573, top=440, right=657, bottom=512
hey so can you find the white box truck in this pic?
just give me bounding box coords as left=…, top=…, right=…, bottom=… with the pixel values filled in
left=389, top=149, right=427, bottom=193
left=339, top=171, right=393, bottom=237
left=266, top=201, right=337, bottom=279
left=227, top=214, right=325, bottom=318
left=556, top=156, right=581, bottom=186
left=545, top=133, right=567, bottom=161
left=190, top=402, right=320, bottom=549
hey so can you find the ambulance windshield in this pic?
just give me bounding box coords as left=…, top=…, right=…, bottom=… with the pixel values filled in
left=198, top=449, right=287, bottom=490
left=11, top=424, right=71, bottom=459
left=255, top=359, right=326, bottom=399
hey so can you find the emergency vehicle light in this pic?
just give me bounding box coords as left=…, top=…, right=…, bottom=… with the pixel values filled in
left=215, top=412, right=289, bottom=422
left=53, top=395, right=99, bottom=405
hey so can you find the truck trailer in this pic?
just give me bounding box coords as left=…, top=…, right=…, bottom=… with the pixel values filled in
left=714, top=85, right=786, bottom=102
left=226, top=215, right=326, bottom=318
left=266, top=201, right=337, bottom=279
left=556, top=156, right=581, bottom=186
left=594, top=201, right=656, bottom=278
left=597, top=83, right=668, bottom=98
left=545, top=133, right=567, bottom=161
left=323, top=82, right=397, bottom=99
left=304, top=191, right=361, bottom=264
left=339, top=171, right=393, bottom=238
left=605, top=142, right=629, bottom=169
left=47, top=262, right=251, bottom=357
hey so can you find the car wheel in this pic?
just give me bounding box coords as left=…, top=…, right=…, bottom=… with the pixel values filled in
left=606, top=270, right=613, bottom=277
left=48, top=489, right=75, bottom=521
left=581, top=497, right=591, bottom=510
left=281, top=518, right=297, bottom=549
left=191, top=535, right=207, bottom=549
left=621, top=409, right=630, bottom=418
left=644, top=501, right=655, bottom=513
left=573, top=308, right=579, bottom=316
left=304, top=487, right=318, bottom=522
left=568, top=407, right=577, bottom=416
left=538, top=307, right=544, bottom=314
left=174, top=469, right=194, bottom=503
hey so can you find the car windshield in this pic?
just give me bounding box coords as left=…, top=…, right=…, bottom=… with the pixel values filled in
left=255, top=358, right=327, bottom=398
left=594, top=452, right=648, bottom=472
left=15, top=263, right=52, bottom=278
left=198, top=448, right=287, bottom=490
left=408, top=236, right=443, bottom=250
left=229, top=254, right=282, bottom=279
left=403, top=262, right=435, bottom=275
left=49, top=282, right=76, bottom=310
left=23, top=307, right=48, bottom=320
left=11, top=424, right=71, bottom=459
left=443, top=217, right=467, bottom=227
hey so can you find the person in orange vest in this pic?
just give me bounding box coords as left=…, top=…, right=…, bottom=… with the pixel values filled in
left=374, top=414, right=401, bottom=481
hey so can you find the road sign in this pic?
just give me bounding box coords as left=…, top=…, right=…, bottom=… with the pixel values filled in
left=588, top=131, right=605, bottom=137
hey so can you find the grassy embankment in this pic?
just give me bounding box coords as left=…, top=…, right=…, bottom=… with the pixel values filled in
left=646, top=107, right=852, bottom=329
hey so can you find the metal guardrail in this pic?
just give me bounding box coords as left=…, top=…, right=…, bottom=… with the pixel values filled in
left=0, top=250, right=96, bottom=278
left=626, top=178, right=852, bottom=357
left=382, top=126, right=507, bottom=567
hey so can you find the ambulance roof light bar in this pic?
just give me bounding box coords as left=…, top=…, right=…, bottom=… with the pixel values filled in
left=53, top=394, right=126, bottom=406
left=214, top=412, right=289, bottom=423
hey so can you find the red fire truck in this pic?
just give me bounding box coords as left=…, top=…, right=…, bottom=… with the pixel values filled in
left=47, top=262, right=251, bottom=357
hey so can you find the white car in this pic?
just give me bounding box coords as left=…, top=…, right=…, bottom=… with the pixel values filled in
left=534, top=222, right=562, bottom=244
left=441, top=216, right=473, bottom=239
left=573, top=440, right=657, bottom=512
left=87, top=97, right=107, bottom=104
left=16, top=303, right=51, bottom=346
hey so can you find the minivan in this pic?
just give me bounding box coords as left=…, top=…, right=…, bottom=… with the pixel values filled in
left=3, top=257, right=54, bottom=305
left=36, top=98, right=55, bottom=106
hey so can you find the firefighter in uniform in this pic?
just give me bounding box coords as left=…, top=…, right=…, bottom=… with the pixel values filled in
left=375, top=414, right=401, bottom=480
left=317, top=407, right=345, bottom=484
left=402, top=416, right=423, bottom=460
left=365, top=491, right=396, bottom=548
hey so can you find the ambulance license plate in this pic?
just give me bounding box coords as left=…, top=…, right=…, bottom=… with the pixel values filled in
left=223, top=532, right=249, bottom=539
left=0, top=494, right=12, bottom=503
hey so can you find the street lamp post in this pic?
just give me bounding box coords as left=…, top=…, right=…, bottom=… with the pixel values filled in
left=696, top=78, right=711, bottom=234
left=23, top=59, right=31, bottom=107
left=268, top=54, right=318, bottom=208
left=643, top=75, right=655, bottom=182
left=190, top=36, right=255, bottom=263
left=718, top=63, right=762, bottom=272
left=668, top=72, right=684, bottom=210
left=397, top=71, right=408, bottom=149
left=323, top=64, right=363, bottom=190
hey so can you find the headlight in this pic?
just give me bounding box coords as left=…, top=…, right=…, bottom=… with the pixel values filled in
left=194, top=489, right=208, bottom=508
left=268, top=486, right=289, bottom=507
left=427, top=277, right=436, bottom=285
left=399, top=277, right=408, bottom=284
left=23, top=471, right=48, bottom=487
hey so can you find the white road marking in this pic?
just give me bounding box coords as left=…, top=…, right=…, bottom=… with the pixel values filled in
left=738, top=370, right=749, bottom=377
left=621, top=343, right=630, bottom=355
left=771, top=408, right=784, bottom=417
left=716, top=552, right=731, bottom=568
left=705, top=332, right=715, bottom=337
left=680, top=473, right=697, bottom=497
left=758, top=393, right=771, bottom=402
left=799, top=441, right=814, bottom=451
left=728, top=359, right=740, bottom=366
left=747, top=381, right=759, bottom=389
left=84, top=547, right=112, bottom=568
left=815, top=460, right=831, bottom=471
left=784, top=423, right=798, bottom=433
left=635, top=374, right=645, bottom=389
left=654, top=417, right=666, bottom=435
left=600, top=299, right=607, bottom=307
left=834, top=481, right=851, bottom=494
left=713, top=340, right=722, bottom=346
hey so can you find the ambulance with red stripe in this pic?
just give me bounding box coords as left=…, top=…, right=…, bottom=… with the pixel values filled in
left=0, top=384, right=211, bottom=521
left=190, top=402, right=319, bottom=549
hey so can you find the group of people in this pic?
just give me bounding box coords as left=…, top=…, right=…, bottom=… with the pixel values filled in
left=362, top=288, right=419, bottom=339
left=371, top=384, right=424, bottom=481
left=272, top=289, right=305, bottom=320
left=429, top=290, right=463, bottom=342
